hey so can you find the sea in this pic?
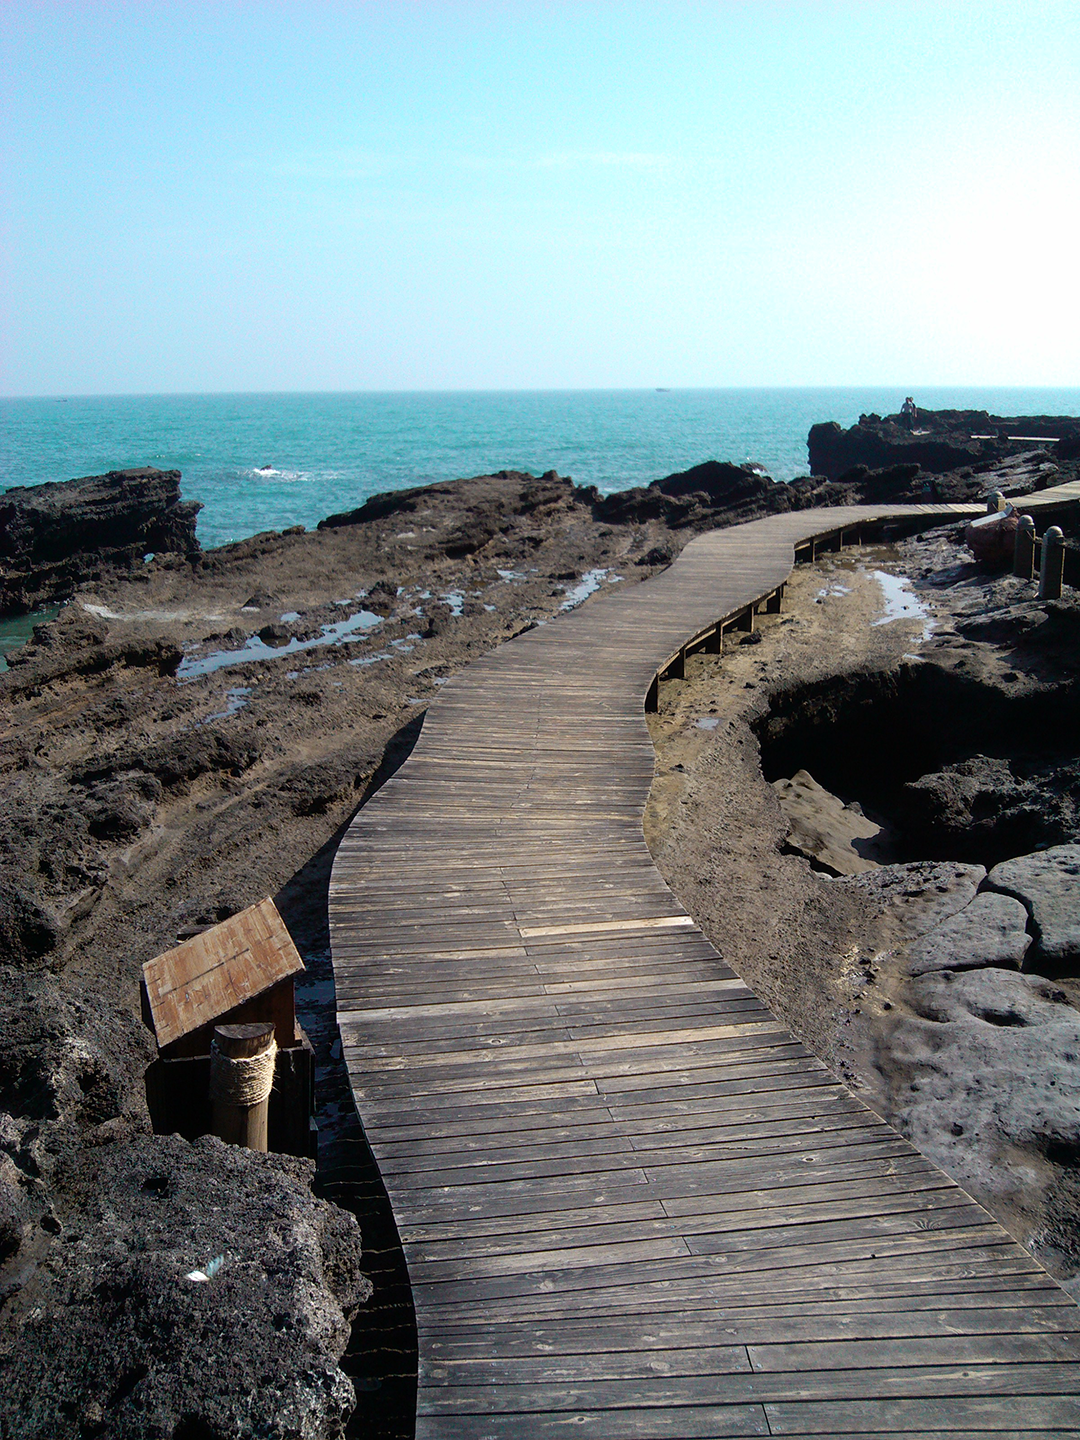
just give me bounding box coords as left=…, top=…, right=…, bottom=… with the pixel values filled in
left=3, top=386, right=1080, bottom=551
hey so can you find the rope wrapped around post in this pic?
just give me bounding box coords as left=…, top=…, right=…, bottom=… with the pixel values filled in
left=211, top=1038, right=277, bottom=1107
left=210, top=1022, right=277, bottom=1151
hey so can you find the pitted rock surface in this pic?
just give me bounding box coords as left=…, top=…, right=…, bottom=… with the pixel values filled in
left=0, top=1132, right=370, bottom=1440
left=987, top=844, right=1080, bottom=971
left=836, top=861, right=988, bottom=946
left=904, top=891, right=1032, bottom=976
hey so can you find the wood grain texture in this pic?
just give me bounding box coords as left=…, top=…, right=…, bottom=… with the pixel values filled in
left=142, top=896, right=302, bottom=1049
left=330, top=491, right=1080, bottom=1437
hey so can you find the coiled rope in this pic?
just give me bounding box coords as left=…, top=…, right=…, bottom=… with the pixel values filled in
left=209, top=1036, right=277, bottom=1107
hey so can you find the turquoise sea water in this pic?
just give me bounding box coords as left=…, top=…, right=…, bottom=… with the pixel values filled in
left=3, top=388, right=1079, bottom=551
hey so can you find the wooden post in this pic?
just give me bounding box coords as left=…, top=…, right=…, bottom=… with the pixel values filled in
left=1039, top=526, right=1065, bottom=601
left=210, top=1022, right=275, bottom=1152
left=987, top=490, right=1006, bottom=514
left=1013, top=515, right=1036, bottom=579
left=734, top=607, right=755, bottom=633
left=704, top=624, right=722, bottom=654
left=765, top=585, right=784, bottom=614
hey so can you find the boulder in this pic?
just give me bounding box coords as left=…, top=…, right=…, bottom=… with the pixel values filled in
left=595, top=460, right=794, bottom=529
left=808, top=416, right=991, bottom=481
left=900, top=756, right=1050, bottom=862
left=904, top=892, right=1031, bottom=976
left=772, top=769, right=884, bottom=875
left=987, top=844, right=1080, bottom=971
left=965, top=509, right=1019, bottom=568
left=0, top=1132, right=371, bottom=1440
left=0, top=468, right=201, bottom=616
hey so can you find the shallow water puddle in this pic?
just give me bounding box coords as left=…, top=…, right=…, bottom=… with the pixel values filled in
left=870, top=570, right=933, bottom=642
left=0, top=605, right=61, bottom=671
left=203, top=686, right=252, bottom=722
left=560, top=569, right=622, bottom=610
left=178, top=608, right=383, bottom=678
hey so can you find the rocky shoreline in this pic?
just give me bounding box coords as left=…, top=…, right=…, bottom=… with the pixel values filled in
left=2, top=410, right=1079, bottom=1436
left=645, top=526, right=1080, bottom=1294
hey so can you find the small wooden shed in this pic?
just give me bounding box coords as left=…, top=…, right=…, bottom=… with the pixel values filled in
left=141, top=898, right=317, bottom=1157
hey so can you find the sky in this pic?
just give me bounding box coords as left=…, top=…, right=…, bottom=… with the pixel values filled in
left=2, top=1, right=1079, bottom=396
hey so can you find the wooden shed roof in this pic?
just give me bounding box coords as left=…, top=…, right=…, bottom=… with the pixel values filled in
left=141, top=898, right=304, bottom=1049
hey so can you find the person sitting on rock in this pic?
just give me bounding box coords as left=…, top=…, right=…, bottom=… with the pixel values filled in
left=900, top=396, right=918, bottom=428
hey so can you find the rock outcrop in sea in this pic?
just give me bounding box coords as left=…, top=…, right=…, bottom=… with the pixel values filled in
left=0, top=466, right=201, bottom=616
left=808, top=407, right=1080, bottom=481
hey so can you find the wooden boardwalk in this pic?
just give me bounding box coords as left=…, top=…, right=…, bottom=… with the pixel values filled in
left=330, top=497, right=1080, bottom=1438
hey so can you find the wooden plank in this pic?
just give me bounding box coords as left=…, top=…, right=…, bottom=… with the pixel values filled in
left=410, top=1364, right=1080, bottom=1411
left=762, top=1395, right=1080, bottom=1433
left=415, top=1405, right=771, bottom=1438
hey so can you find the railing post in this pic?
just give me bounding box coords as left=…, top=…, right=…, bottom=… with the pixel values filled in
left=1013, top=515, right=1036, bottom=579
left=987, top=490, right=1006, bottom=513
left=1039, top=526, right=1065, bottom=600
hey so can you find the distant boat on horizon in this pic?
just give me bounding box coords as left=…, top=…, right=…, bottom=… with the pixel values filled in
left=655, top=387, right=670, bottom=392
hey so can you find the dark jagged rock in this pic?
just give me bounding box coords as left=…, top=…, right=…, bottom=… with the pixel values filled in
left=0, top=1132, right=370, bottom=1440
left=808, top=408, right=1080, bottom=481
left=1, top=596, right=183, bottom=691
left=319, top=469, right=577, bottom=559
left=594, top=460, right=798, bottom=528
left=900, top=755, right=1080, bottom=867
left=0, top=468, right=202, bottom=616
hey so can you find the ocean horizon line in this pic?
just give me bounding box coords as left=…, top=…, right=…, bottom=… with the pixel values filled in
left=6, top=383, right=1080, bottom=404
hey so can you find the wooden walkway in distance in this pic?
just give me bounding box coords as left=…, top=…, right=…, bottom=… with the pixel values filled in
left=330, top=494, right=1080, bottom=1438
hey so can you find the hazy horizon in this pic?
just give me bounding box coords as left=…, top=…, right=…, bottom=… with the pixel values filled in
left=8, top=384, right=1080, bottom=404
left=4, top=2, right=1078, bottom=398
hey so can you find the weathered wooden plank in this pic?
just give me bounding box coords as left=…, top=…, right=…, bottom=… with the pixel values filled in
left=762, top=1395, right=1080, bottom=1433
left=415, top=1405, right=771, bottom=1438
left=419, top=1306, right=1080, bottom=1357
left=412, top=1363, right=1080, bottom=1411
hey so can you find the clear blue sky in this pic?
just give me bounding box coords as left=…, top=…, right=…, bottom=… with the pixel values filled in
left=2, top=1, right=1078, bottom=396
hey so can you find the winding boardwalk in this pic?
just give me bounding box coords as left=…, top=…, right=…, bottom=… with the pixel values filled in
left=330, top=496, right=1080, bottom=1438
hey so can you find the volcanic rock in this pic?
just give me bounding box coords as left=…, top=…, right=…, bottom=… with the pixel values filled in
left=0, top=1132, right=370, bottom=1440
left=0, top=468, right=201, bottom=616
left=890, top=967, right=1080, bottom=1214
left=594, top=460, right=800, bottom=529
left=900, top=756, right=1053, bottom=863
left=772, top=769, right=884, bottom=875
left=808, top=408, right=1080, bottom=482
left=904, top=891, right=1031, bottom=976
left=987, top=844, right=1080, bottom=972
left=836, top=860, right=987, bottom=945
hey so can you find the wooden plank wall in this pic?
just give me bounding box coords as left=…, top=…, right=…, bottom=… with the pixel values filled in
left=330, top=492, right=1080, bottom=1438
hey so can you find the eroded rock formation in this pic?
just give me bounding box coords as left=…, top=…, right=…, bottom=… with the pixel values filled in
left=0, top=467, right=201, bottom=615
left=808, top=407, right=1080, bottom=482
